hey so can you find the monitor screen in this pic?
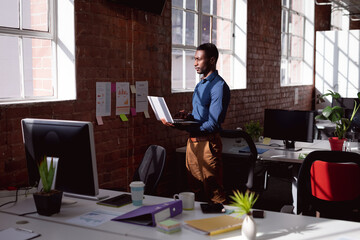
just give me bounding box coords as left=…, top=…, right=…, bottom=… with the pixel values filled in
left=21, top=118, right=100, bottom=199
left=332, top=97, right=359, bottom=109
left=263, top=109, right=315, bottom=149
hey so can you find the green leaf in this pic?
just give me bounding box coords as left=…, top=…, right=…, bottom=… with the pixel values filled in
left=38, top=156, right=55, bottom=193
left=229, top=190, right=258, bottom=216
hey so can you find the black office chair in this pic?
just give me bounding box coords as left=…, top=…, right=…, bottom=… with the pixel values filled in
left=297, top=150, right=360, bottom=221
left=133, top=145, right=166, bottom=195
left=220, top=129, right=266, bottom=196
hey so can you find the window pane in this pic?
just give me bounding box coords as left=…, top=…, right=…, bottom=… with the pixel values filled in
left=218, top=53, right=231, bottom=85
left=172, top=49, right=183, bottom=89
left=186, top=0, right=195, bottom=10
left=23, top=0, right=49, bottom=31
left=216, top=19, right=231, bottom=49
left=172, top=9, right=183, bottom=44
left=291, top=0, right=303, bottom=15
left=290, top=12, right=304, bottom=37
left=185, top=51, right=196, bottom=89
left=0, top=0, right=19, bottom=28
left=281, top=33, right=288, bottom=57
left=202, top=15, right=211, bottom=43
left=185, top=12, right=195, bottom=46
left=280, top=59, right=288, bottom=85
left=290, top=35, right=303, bottom=58
left=214, top=0, right=231, bottom=19
left=282, top=0, right=289, bottom=8
left=289, top=60, right=302, bottom=84
left=23, top=38, right=54, bottom=97
left=0, top=36, right=21, bottom=98
left=281, top=9, right=288, bottom=32
left=212, top=17, right=217, bottom=46
left=172, top=0, right=183, bottom=8
left=222, top=0, right=232, bottom=19
left=202, top=0, right=210, bottom=14
left=213, top=0, right=217, bottom=15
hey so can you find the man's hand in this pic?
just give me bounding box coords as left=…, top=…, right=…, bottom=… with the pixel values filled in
left=161, top=118, right=175, bottom=127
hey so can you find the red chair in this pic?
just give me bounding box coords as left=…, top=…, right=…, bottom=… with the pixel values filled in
left=297, top=151, right=360, bottom=220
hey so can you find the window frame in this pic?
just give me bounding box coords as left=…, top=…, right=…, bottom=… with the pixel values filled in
left=171, top=0, right=239, bottom=92
left=0, top=0, right=76, bottom=105
left=281, top=0, right=314, bottom=86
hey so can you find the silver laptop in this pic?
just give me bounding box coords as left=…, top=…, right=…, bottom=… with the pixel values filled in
left=147, top=96, right=197, bottom=124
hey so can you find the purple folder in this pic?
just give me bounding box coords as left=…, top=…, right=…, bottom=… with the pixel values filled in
left=112, top=200, right=183, bottom=226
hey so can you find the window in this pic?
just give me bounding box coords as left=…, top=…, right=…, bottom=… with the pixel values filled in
left=281, top=0, right=314, bottom=86
left=0, top=0, right=75, bottom=104
left=171, top=0, right=247, bottom=92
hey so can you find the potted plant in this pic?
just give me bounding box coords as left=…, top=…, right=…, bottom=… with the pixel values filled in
left=244, top=120, right=263, bottom=143
left=33, top=156, right=62, bottom=216
left=230, top=190, right=259, bottom=240
left=316, top=90, right=360, bottom=151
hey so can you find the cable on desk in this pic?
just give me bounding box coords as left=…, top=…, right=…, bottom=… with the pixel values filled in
left=0, top=186, right=35, bottom=208
left=0, top=188, right=19, bottom=208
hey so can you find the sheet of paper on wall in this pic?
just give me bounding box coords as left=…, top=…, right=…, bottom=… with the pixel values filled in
left=96, top=82, right=111, bottom=116
left=116, top=82, right=130, bottom=115
left=136, top=81, right=148, bottom=112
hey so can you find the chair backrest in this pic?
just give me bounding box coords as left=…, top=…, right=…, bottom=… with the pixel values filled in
left=133, top=145, right=166, bottom=195
left=220, top=129, right=257, bottom=192
left=297, top=150, right=360, bottom=216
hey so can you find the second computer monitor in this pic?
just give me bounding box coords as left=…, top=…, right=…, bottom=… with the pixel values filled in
left=21, top=118, right=105, bottom=200
left=264, top=109, right=315, bottom=150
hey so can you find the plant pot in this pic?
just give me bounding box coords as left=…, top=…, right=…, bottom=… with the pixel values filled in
left=328, top=137, right=347, bottom=151
left=242, top=214, right=256, bottom=240
left=33, top=190, right=63, bottom=216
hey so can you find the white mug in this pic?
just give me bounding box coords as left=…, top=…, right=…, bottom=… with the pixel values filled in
left=173, top=192, right=195, bottom=210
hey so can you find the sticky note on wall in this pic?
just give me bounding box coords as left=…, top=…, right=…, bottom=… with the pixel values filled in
left=120, top=114, right=128, bottom=121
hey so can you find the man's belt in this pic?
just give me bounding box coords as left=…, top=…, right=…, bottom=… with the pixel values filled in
left=189, top=133, right=219, bottom=142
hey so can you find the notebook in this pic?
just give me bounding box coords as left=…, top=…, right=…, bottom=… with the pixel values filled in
left=184, top=215, right=243, bottom=236
left=147, top=96, right=197, bottom=124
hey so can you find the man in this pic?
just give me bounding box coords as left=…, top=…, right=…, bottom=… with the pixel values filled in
left=162, top=43, right=230, bottom=204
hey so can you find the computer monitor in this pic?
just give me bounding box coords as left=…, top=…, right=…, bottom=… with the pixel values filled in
left=21, top=118, right=106, bottom=200
left=263, top=109, right=315, bottom=151
left=332, top=97, right=360, bottom=109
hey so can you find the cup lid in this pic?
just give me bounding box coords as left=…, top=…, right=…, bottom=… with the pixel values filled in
left=130, top=181, right=145, bottom=187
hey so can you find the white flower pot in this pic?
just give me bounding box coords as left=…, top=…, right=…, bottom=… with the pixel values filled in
left=242, top=214, right=256, bottom=240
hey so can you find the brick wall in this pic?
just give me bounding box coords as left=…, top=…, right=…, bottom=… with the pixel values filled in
left=0, top=0, right=317, bottom=197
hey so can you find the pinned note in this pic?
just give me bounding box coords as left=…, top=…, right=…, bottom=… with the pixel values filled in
left=263, top=137, right=271, bottom=145
left=96, top=116, right=104, bottom=125
left=131, top=108, right=137, bottom=116
left=120, top=114, right=128, bottom=121
left=130, top=85, right=136, bottom=93
left=144, top=110, right=150, bottom=119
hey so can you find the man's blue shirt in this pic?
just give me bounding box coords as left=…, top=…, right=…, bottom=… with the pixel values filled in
left=191, top=70, right=230, bottom=134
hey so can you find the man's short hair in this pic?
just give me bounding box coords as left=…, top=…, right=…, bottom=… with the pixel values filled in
left=197, top=43, right=219, bottom=64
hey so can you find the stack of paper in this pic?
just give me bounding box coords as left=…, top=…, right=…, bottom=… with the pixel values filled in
left=156, top=219, right=181, bottom=234
left=184, top=215, right=242, bottom=236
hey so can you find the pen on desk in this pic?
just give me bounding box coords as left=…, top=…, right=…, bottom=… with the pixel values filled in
left=16, top=227, right=34, bottom=233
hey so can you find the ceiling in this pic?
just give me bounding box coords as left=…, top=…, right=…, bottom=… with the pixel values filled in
left=327, top=0, right=360, bottom=20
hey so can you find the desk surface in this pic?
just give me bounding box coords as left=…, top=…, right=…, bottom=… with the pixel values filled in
left=0, top=211, right=141, bottom=240
left=1, top=189, right=360, bottom=240
left=177, top=138, right=360, bottom=163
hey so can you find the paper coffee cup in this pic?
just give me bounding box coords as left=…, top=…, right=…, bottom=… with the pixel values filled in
left=130, top=181, right=145, bottom=206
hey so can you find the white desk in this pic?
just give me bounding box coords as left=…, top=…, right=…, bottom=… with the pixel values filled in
left=0, top=211, right=141, bottom=240
left=1, top=189, right=360, bottom=240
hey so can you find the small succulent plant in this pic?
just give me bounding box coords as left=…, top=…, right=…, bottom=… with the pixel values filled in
left=229, top=190, right=258, bottom=216
left=38, top=156, right=55, bottom=193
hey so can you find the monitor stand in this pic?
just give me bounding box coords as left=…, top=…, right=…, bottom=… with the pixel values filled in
left=64, top=192, right=109, bottom=201
left=275, top=140, right=302, bottom=152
